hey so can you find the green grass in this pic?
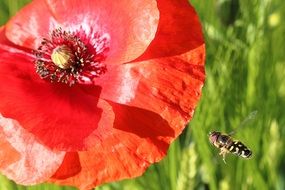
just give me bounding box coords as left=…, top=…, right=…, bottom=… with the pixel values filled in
left=0, top=0, right=284, bottom=190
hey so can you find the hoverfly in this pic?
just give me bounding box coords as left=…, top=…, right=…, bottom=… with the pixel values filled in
left=209, top=111, right=257, bottom=163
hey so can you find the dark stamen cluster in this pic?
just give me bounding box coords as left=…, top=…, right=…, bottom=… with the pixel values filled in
left=34, top=28, right=109, bottom=86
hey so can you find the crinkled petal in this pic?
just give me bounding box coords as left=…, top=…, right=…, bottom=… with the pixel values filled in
left=49, top=103, right=173, bottom=189
left=5, top=0, right=159, bottom=64
left=0, top=48, right=113, bottom=151
left=0, top=115, right=65, bottom=185
left=97, top=45, right=205, bottom=134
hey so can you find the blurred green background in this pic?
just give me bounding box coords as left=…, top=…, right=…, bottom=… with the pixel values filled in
left=0, top=0, right=284, bottom=189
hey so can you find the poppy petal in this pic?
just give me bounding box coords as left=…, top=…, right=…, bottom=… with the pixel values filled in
left=0, top=48, right=114, bottom=151
left=136, top=0, right=204, bottom=61
left=0, top=115, right=65, bottom=185
left=5, top=0, right=57, bottom=49
left=5, top=0, right=159, bottom=64
left=97, top=44, right=205, bottom=133
left=49, top=103, right=173, bottom=189
left=0, top=26, right=13, bottom=46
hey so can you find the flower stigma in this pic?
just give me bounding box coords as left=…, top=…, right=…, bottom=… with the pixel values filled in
left=34, top=28, right=109, bottom=86
left=51, top=45, right=74, bottom=69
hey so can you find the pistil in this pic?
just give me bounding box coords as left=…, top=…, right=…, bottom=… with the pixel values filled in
left=51, top=45, right=74, bottom=69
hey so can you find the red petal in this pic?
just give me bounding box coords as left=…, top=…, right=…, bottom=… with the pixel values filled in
left=0, top=115, right=65, bottom=185
left=5, top=0, right=159, bottom=63
left=97, top=45, right=205, bottom=134
left=5, top=0, right=57, bottom=49
left=0, top=26, right=30, bottom=54
left=0, top=26, right=11, bottom=46
left=0, top=48, right=114, bottom=151
left=51, top=152, right=81, bottom=180
left=135, top=0, right=204, bottom=61
left=0, top=45, right=37, bottom=79
left=49, top=103, right=172, bottom=189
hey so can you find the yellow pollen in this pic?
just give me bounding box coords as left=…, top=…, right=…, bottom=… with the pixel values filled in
left=51, top=45, right=74, bottom=69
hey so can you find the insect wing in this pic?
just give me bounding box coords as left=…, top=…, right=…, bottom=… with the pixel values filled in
left=228, top=110, right=258, bottom=136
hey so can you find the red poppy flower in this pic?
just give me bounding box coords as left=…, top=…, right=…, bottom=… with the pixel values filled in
left=0, top=0, right=205, bottom=189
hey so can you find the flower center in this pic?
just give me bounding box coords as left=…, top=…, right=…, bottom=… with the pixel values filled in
left=51, top=45, right=74, bottom=69
left=34, top=28, right=109, bottom=86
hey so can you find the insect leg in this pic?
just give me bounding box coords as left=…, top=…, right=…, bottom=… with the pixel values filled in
left=219, top=147, right=229, bottom=164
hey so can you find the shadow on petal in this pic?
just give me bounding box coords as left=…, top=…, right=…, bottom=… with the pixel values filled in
left=109, top=101, right=175, bottom=139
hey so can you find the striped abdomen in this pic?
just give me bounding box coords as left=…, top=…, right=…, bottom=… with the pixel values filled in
left=227, top=141, right=252, bottom=158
